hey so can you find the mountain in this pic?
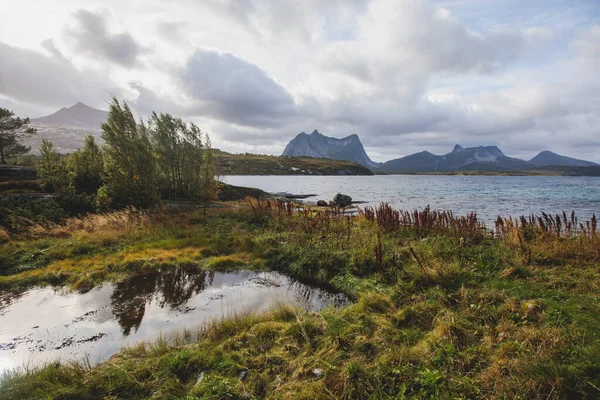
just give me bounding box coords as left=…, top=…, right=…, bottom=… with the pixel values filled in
left=529, top=151, right=598, bottom=167
left=282, top=130, right=379, bottom=168
left=281, top=131, right=599, bottom=173
left=379, top=144, right=531, bottom=173
left=32, top=102, right=108, bottom=130
left=24, top=103, right=108, bottom=154
left=379, top=151, right=441, bottom=172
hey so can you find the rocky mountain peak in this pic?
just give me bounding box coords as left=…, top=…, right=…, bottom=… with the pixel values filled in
left=282, top=130, right=379, bottom=169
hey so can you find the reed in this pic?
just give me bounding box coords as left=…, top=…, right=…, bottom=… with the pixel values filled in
left=364, top=203, right=485, bottom=243
left=494, top=211, right=597, bottom=241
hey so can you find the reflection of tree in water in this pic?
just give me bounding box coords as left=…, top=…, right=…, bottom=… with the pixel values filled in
left=287, top=280, right=349, bottom=310
left=111, top=268, right=209, bottom=336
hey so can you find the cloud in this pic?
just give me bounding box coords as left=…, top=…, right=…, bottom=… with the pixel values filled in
left=64, top=9, right=146, bottom=67
left=0, top=40, right=123, bottom=111
left=156, top=21, right=189, bottom=44
left=570, top=24, right=600, bottom=61
left=1, top=0, right=599, bottom=162
left=179, top=49, right=298, bottom=127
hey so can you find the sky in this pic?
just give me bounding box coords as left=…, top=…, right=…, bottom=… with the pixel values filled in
left=0, top=0, right=599, bottom=162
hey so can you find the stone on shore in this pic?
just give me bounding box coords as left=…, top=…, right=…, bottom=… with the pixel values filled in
left=333, top=193, right=352, bottom=207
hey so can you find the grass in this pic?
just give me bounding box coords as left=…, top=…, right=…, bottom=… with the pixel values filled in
left=0, top=202, right=599, bottom=399
left=213, top=150, right=374, bottom=176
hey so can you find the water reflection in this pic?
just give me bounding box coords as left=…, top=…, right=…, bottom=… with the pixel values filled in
left=0, top=269, right=347, bottom=371
left=111, top=269, right=211, bottom=335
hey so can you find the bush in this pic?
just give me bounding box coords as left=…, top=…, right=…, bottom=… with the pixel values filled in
left=0, top=197, right=66, bottom=232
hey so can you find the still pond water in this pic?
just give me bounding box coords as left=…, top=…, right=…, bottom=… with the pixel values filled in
left=224, top=175, right=600, bottom=225
left=0, top=269, right=347, bottom=371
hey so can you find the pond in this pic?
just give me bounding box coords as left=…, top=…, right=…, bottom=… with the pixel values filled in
left=0, top=269, right=348, bottom=372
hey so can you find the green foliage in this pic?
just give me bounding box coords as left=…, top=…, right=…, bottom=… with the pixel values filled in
left=0, top=196, right=66, bottom=234
left=94, top=185, right=112, bottom=211
left=0, top=108, right=36, bottom=164
left=102, top=97, right=159, bottom=208
left=149, top=112, right=205, bottom=200
left=190, top=375, right=240, bottom=399
left=69, top=135, right=104, bottom=192
left=37, top=138, right=74, bottom=195
left=214, top=149, right=374, bottom=176
left=200, top=134, right=218, bottom=204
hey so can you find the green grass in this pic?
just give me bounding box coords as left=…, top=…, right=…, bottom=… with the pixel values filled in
left=0, top=205, right=599, bottom=399
left=214, top=150, right=373, bottom=176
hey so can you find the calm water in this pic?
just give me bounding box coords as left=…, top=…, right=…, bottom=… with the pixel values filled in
left=0, top=269, right=347, bottom=371
left=224, top=175, right=600, bottom=225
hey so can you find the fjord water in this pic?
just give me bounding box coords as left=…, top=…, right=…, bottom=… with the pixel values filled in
left=224, top=175, right=600, bottom=224
left=0, top=269, right=347, bottom=371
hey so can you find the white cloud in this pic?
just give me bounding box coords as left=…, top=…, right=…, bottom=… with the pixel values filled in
left=0, top=0, right=599, bottom=162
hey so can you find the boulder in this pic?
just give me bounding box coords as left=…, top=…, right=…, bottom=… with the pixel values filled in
left=333, top=193, right=352, bottom=207
left=317, top=200, right=327, bottom=207
left=328, top=201, right=337, bottom=207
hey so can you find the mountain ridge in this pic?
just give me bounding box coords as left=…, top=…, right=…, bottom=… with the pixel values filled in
left=24, top=102, right=107, bottom=154
left=26, top=104, right=600, bottom=172
left=282, top=132, right=598, bottom=172
left=32, top=102, right=108, bottom=130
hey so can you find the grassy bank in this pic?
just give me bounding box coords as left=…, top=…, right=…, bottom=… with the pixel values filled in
left=0, top=202, right=599, bottom=399
left=214, top=151, right=374, bottom=176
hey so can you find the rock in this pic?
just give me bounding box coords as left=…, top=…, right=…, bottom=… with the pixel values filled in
left=217, top=182, right=268, bottom=201
left=333, top=193, right=352, bottom=207
left=328, top=201, right=336, bottom=207
left=238, top=370, right=248, bottom=381
left=312, top=368, right=324, bottom=379
left=317, top=200, right=327, bottom=206
left=271, top=192, right=318, bottom=199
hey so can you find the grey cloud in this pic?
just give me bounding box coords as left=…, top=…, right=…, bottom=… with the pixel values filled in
left=321, top=0, right=526, bottom=84
left=180, top=49, right=298, bottom=127
left=0, top=41, right=122, bottom=111
left=40, top=39, right=65, bottom=58
left=129, top=82, right=188, bottom=119
left=3, top=0, right=599, bottom=163
left=64, top=9, right=146, bottom=67
left=198, top=0, right=368, bottom=43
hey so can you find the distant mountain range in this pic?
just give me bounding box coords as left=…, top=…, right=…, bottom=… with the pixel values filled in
left=283, top=131, right=598, bottom=172
left=24, top=104, right=600, bottom=173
